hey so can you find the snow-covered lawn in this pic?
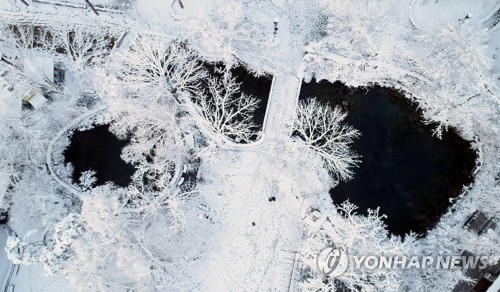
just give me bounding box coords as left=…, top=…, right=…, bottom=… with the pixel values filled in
left=411, top=0, right=500, bottom=30
left=0, top=0, right=17, bottom=10
left=8, top=263, right=71, bottom=292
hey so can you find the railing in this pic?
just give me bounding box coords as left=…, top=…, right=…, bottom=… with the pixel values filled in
left=483, top=6, right=500, bottom=29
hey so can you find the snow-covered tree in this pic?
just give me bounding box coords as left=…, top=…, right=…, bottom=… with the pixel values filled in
left=51, top=26, right=114, bottom=78
left=5, top=230, right=45, bottom=265
left=78, top=170, right=97, bottom=191
left=0, top=24, right=56, bottom=54
left=255, top=134, right=332, bottom=199
left=111, top=34, right=207, bottom=102
left=43, top=184, right=200, bottom=291
left=399, top=226, right=479, bottom=291
left=180, top=0, right=266, bottom=64
left=315, top=0, right=409, bottom=62
left=419, top=82, right=497, bottom=138
left=292, top=99, right=360, bottom=181
left=194, top=69, right=260, bottom=143
left=0, top=23, right=116, bottom=93
left=0, top=24, right=60, bottom=91
left=105, top=35, right=207, bottom=189
left=414, top=22, right=491, bottom=89
left=300, top=201, right=416, bottom=292
left=40, top=213, right=83, bottom=276
left=109, top=97, right=188, bottom=190
left=7, top=183, right=191, bottom=288
left=409, top=22, right=497, bottom=137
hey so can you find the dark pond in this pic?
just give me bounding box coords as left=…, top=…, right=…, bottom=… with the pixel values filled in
left=204, top=63, right=273, bottom=135
left=299, top=80, right=476, bottom=236
left=64, top=124, right=135, bottom=188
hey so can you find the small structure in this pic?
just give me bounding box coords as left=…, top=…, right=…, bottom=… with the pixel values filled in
left=21, top=88, right=47, bottom=109
left=453, top=250, right=500, bottom=292
left=454, top=212, right=499, bottom=291
left=463, top=210, right=497, bottom=235
left=53, top=64, right=65, bottom=87
left=0, top=63, right=48, bottom=110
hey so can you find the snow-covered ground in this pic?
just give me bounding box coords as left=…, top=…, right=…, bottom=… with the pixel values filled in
left=0, top=0, right=17, bottom=11
left=0, top=0, right=499, bottom=291
left=8, top=263, right=71, bottom=292
left=0, top=227, right=10, bottom=289
left=410, top=0, right=500, bottom=30
left=194, top=150, right=303, bottom=291
left=491, top=27, right=500, bottom=90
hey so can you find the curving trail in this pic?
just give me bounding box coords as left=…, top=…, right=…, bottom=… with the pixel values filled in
left=46, top=105, right=108, bottom=196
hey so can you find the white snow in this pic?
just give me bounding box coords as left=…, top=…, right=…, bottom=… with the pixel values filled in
left=0, top=227, right=10, bottom=289
left=272, top=0, right=285, bottom=8
left=0, top=0, right=498, bottom=290
left=193, top=149, right=305, bottom=291
left=411, top=0, right=500, bottom=30
left=23, top=57, right=54, bottom=85
left=8, top=263, right=71, bottom=292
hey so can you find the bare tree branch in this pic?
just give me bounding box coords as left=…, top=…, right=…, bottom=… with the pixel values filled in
left=292, top=99, right=360, bottom=181
left=194, top=69, right=260, bottom=143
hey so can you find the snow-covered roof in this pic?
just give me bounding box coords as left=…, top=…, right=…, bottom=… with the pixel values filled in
left=27, top=91, right=47, bottom=108
left=23, top=57, right=54, bottom=85
left=21, top=88, right=47, bottom=109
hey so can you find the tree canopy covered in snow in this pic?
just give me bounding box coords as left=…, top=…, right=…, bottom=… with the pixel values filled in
left=0, top=0, right=499, bottom=291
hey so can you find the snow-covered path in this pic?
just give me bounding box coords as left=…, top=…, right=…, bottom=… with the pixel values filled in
left=195, top=148, right=304, bottom=291
left=192, top=68, right=307, bottom=291
left=263, top=75, right=301, bottom=138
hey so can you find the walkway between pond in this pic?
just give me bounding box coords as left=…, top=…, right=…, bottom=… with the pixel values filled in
left=263, top=74, right=304, bottom=292
left=263, top=74, right=301, bottom=140
left=203, top=73, right=304, bottom=292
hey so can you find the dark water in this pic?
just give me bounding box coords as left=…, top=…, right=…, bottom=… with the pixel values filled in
left=231, top=66, right=272, bottom=128
left=64, top=125, right=135, bottom=187
left=204, top=64, right=272, bottom=130
left=299, top=80, right=476, bottom=236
